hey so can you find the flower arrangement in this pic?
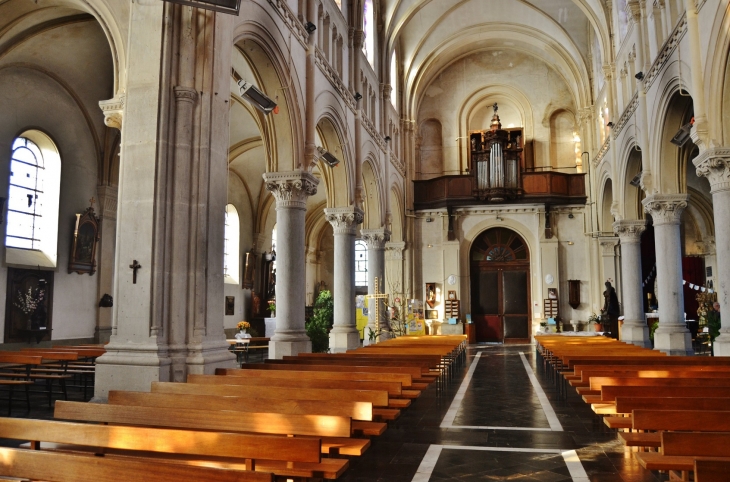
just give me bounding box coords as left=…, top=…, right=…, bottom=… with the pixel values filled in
left=14, top=286, right=44, bottom=315
left=268, top=301, right=276, bottom=313
left=587, top=312, right=600, bottom=323
left=237, top=321, right=250, bottom=331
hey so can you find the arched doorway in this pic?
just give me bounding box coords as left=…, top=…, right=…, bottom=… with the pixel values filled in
left=470, top=228, right=530, bottom=343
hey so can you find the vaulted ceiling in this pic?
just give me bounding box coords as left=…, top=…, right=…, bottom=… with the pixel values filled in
left=382, top=0, right=612, bottom=116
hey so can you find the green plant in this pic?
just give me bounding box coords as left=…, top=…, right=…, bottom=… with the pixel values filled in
left=587, top=312, right=600, bottom=324
left=649, top=320, right=659, bottom=342
left=307, top=290, right=333, bottom=353
left=539, top=321, right=548, bottom=327
left=707, top=310, right=721, bottom=342
left=267, top=301, right=276, bottom=314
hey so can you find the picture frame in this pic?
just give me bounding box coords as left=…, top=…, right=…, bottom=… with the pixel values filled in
left=225, top=296, right=235, bottom=316
left=68, top=206, right=100, bottom=275
left=548, top=288, right=558, bottom=299
left=425, top=282, right=436, bottom=308
left=448, top=290, right=457, bottom=300
left=426, top=309, right=439, bottom=320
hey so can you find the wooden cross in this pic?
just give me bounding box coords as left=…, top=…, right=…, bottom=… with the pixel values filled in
left=89, top=197, right=96, bottom=207
left=129, top=260, right=141, bottom=284
left=365, top=277, right=389, bottom=327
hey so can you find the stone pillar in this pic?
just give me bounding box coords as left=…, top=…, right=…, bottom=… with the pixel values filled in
left=325, top=207, right=364, bottom=352
left=694, top=148, right=730, bottom=355
left=361, top=228, right=390, bottom=344
left=643, top=194, right=693, bottom=355
left=94, top=3, right=235, bottom=400
left=95, top=185, right=117, bottom=343
left=264, top=171, right=319, bottom=358
left=614, top=220, right=650, bottom=347
left=598, top=236, right=619, bottom=288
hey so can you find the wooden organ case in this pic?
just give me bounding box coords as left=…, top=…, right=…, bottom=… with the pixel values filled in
left=470, top=103, right=524, bottom=202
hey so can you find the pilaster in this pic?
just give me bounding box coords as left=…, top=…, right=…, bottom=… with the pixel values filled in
left=264, top=171, right=319, bottom=358
left=95, top=185, right=118, bottom=343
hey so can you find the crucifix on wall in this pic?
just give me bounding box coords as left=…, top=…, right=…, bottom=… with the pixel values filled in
left=129, top=260, right=141, bottom=284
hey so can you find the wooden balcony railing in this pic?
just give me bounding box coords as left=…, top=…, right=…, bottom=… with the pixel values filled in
left=413, top=171, right=586, bottom=210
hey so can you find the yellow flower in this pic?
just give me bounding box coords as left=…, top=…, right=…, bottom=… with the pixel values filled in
left=237, top=321, right=250, bottom=330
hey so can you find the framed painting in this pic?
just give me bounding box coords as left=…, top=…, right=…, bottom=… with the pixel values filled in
left=68, top=207, right=100, bottom=275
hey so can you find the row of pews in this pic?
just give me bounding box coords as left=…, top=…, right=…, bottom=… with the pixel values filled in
left=0, top=335, right=466, bottom=482
left=0, top=345, right=103, bottom=414
left=537, top=335, right=730, bottom=482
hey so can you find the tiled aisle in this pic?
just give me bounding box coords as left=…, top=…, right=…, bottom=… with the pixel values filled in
left=338, top=345, right=663, bottom=482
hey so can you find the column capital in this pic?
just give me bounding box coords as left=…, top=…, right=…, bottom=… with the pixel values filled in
left=325, top=206, right=363, bottom=235
left=361, top=228, right=390, bottom=249
left=263, top=170, right=319, bottom=209
left=613, top=219, right=646, bottom=243
left=385, top=241, right=406, bottom=260
left=693, top=147, right=730, bottom=193
left=99, top=93, right=125, bottom=130
left=626, top=1, right=642, bottom=22
left=96, top=185, right=118, bottom=220
left=642, top=194, right=688, bottom=226
left=352, top=29, right=364, bottom=49
left=173, top=86, right=198, bottom=103
left=598, top=236, right=619, bottom=256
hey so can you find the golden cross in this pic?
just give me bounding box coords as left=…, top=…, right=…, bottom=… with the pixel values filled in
left=89, top=197, right=96, bottom=207
left=365, top=277, right=389, bottom=327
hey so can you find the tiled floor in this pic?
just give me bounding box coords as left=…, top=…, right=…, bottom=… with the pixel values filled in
left=0, top=346, right=665, bottom=481
left=338, top=345, right=664, bottom=482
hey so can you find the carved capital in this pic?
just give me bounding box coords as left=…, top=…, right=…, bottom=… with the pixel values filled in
left=263, top=170, right=319, bottom=209
left=613, top=219, right=646, bottom=243
left=361, top=228, right=390, bottom=250
left=352, top=29, right=364, bottom=49
left=96, top=185, right=118, bottom=220
left=642, top=194, right=688, bottom=226
left=99, top=94, right=125, bottom=130
left=693, top=147, right=730, bottom=193
left=626, top=1, right=642, bottom=22
left=599, top=237, right=619, bottom=256
left=325, top=206, right=364, bottom=235
left=385, top=241, right=405, bottom=260
left=380, top=83, right=392, bottom=99
left=173, top=86, right=198, bottom=103
left=602, top=63, right=614, bottom=80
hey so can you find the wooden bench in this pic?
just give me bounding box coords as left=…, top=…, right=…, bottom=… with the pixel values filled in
left=0, top=417, right=328, bottom=481
left=695, top=458, right=730, bottom=482
left=634, top=432, right=730, bottom=481
left=0, top=353, right=39, bottom=415
left=54, top=400, right=355, bottom=476
left=216, top=368, right=413, bottom=408
left=616, top=410, right=730, bottom=448
left=253, top=361, right=433, bottom=386
left=0, top=447, right=273, bottom=482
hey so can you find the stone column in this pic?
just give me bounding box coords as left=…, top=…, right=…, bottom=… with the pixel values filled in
left=361, top=228, right=390, bottom=344
left=598, top=236, right=619, bottom=288
left=325, top=207, right=364, bottom=352
left=614, top=220, right=650, bottom=347
left=642, top=194, right=693, bottom=355
left=694, top=148, right=730, bottom=355
left=264, top=171, right=319, bottom=358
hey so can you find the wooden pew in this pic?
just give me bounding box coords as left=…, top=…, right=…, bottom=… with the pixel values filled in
left=0, top=417, right=323, bottom=480
left=616, top=410, right=730, bottom=449
left=283, top=355, right=440, bottom=375
left=215, top=368, right=413, bottom=408
left=695, top=458, right=730, bottom=482
left=0, top=447, right=273, bottom=482
left=0, top=352, right=39, bottom=415
left=635, top=432, right=730, bottom=480
left=190, top=373, right=405, bottom=400
left=111, top=390, right=373, bottom=421
left=250, top=361, right=433, bottom=386
left=158, top=381, right=386, bottom=436
left=583, top=376, right=730, bottom=399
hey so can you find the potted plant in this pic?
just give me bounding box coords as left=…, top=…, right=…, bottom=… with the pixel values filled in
left=588, top=312, right=602, bottom=332
left=267, top=300, right=276, bottom=317
left=539, top=321, right=548, bottom=333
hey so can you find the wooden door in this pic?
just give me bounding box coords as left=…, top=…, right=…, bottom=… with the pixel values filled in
left=470, top=228, right=530, bottom=343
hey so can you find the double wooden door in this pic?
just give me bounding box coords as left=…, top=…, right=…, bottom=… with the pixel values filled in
left=471, top=265, right=530, bottom=343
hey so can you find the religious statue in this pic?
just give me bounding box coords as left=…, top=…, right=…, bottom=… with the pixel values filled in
left=601, top=281, right=621, bottom=339
left=251, top=290, right=261, bottom=317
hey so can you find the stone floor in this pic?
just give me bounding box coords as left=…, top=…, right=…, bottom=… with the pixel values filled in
left=0, top=345, right=666, bottom=481
left=338, top=345, right=664, bottom=482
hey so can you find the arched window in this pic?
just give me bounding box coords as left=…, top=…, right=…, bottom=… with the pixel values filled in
left=471, top=228, right=529, bottom=262
left=355, top=240, right=368, bottom=286
left=224, top=204, right=240, bottom=284
left=390, top=51, right=398, bottom=108
left=362, top=0, right=375, bottom=66
left=6, top=131, right=62, bottom=268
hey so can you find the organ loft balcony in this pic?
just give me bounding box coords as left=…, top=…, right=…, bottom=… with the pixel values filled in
left=413, top=104, right=586, bottom=211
